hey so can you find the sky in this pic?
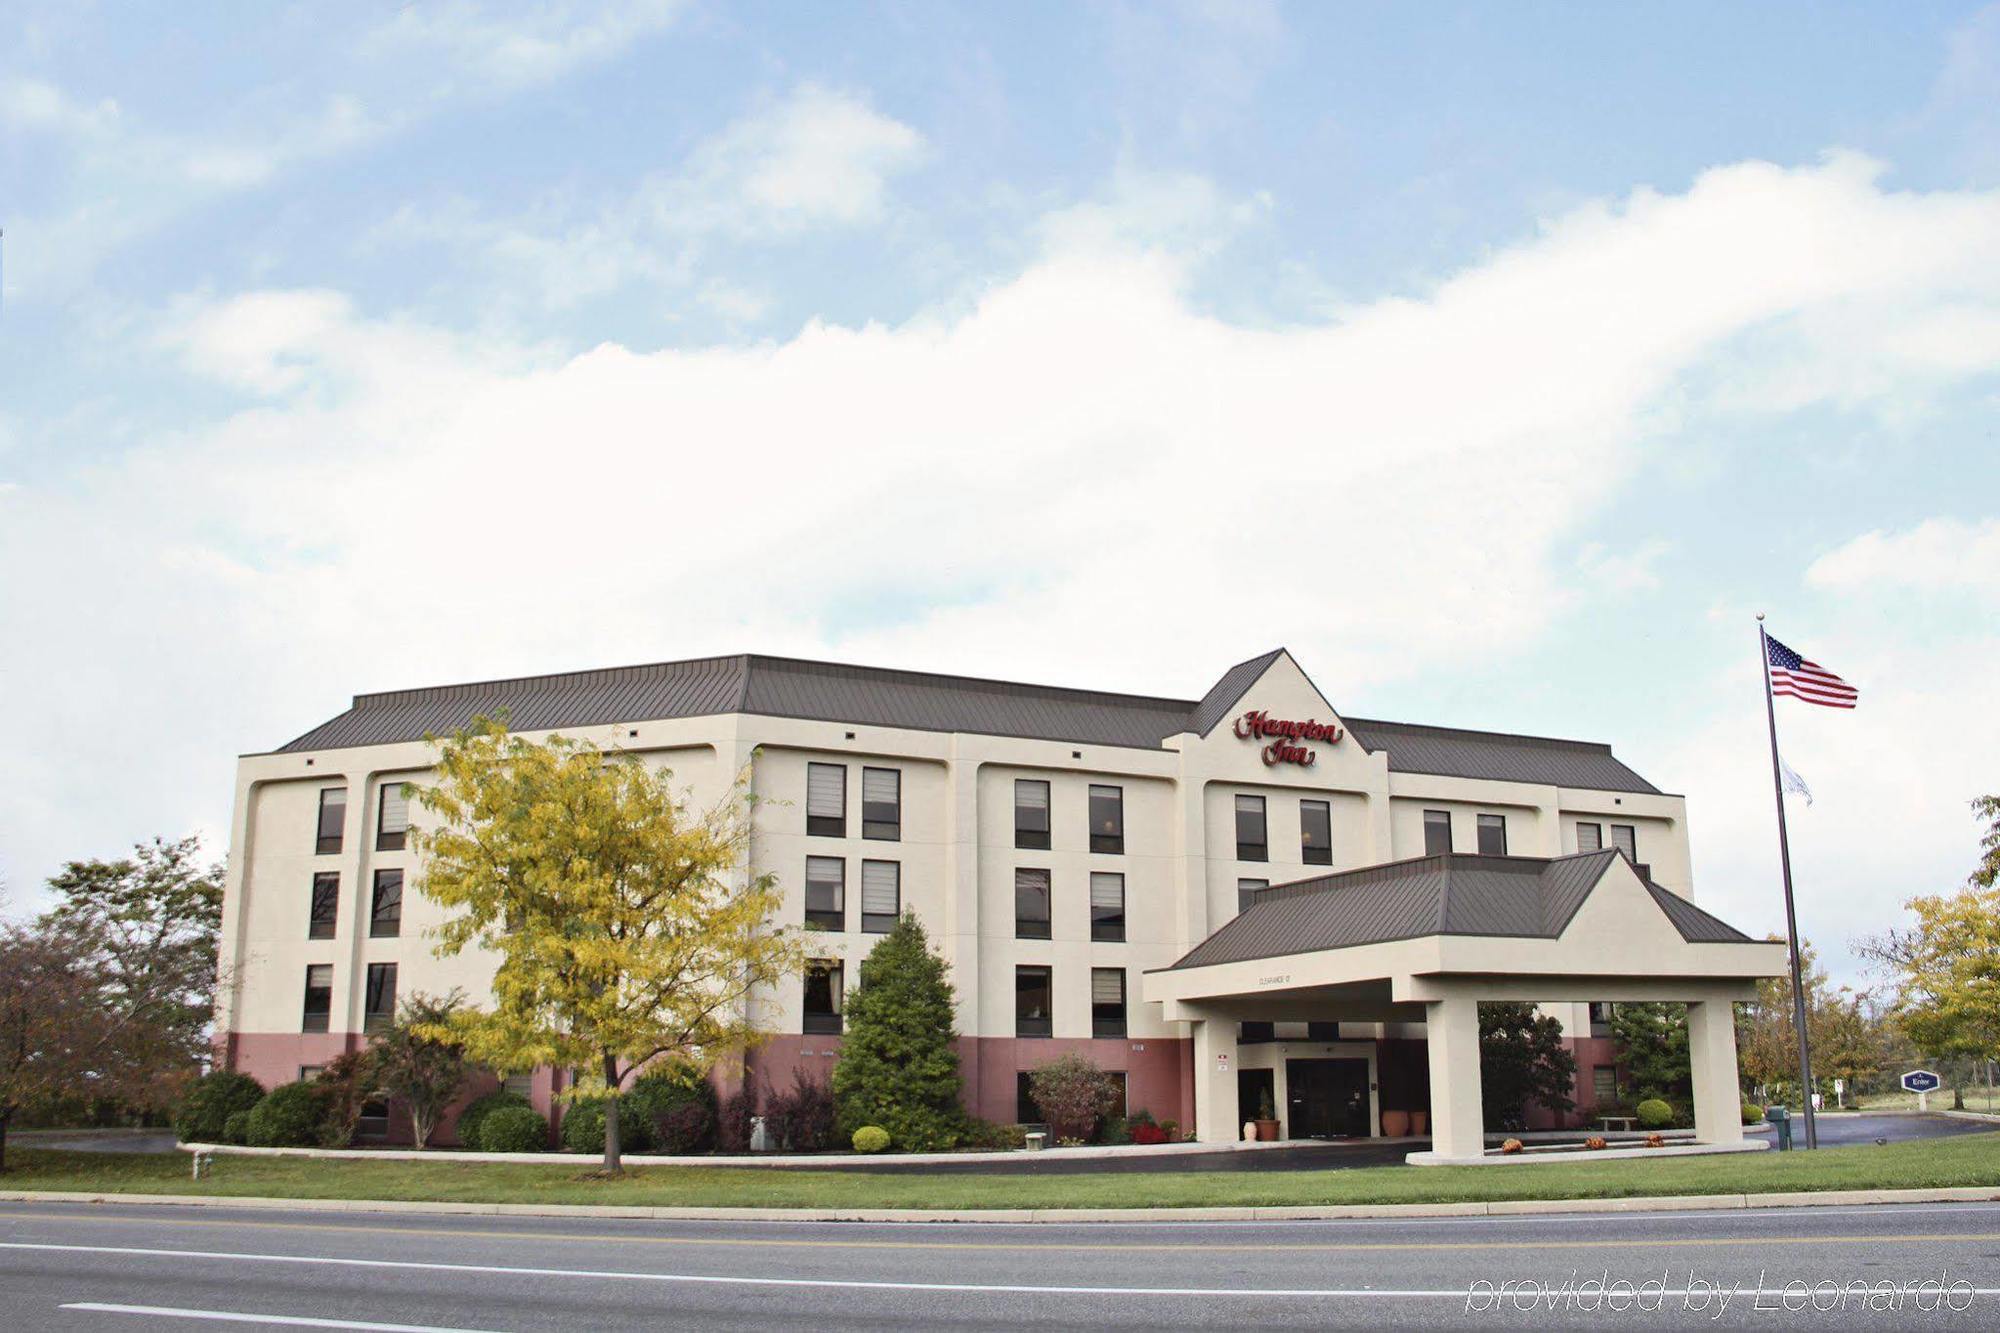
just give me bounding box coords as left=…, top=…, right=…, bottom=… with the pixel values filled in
left=2, top=2, right=1996, bottom=988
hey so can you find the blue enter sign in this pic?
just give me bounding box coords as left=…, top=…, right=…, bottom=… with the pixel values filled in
left=1901, top=1069, right=1942, bottom=1094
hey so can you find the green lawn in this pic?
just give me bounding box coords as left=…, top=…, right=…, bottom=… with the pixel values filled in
left=1855, top=1088, right=2000, bottom=1115
left=3, top=1132, right=1998, bottom=1211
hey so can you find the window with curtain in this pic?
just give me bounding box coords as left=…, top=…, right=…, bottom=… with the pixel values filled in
left=861, top=767, right=901, bottom=840
left=1014, top=779, right=1051, bottom=849
left=1089, top=784, right=1124, bottom=854
left=806, top=763, right=846, bottom=837
left=1576, top=821, right=1603, bottom=853
left=1234, top=794, right=1267, bottom=861
left=860, top=860, right=900, bottom=932
left=1091, top=968, right=1126, bottom=1037
left=804, top=960, right=844, bottom=1033
left=315, top=787, right=346, bottom=855
left=1423, top=809, right=1451, bottom=855
left=302, top=965, right=333, bottom=1033
left=804, top=856, right=844, bottom=930
left=1089, top=872, right=1125, bottom=942
left=1300, top=799, right=1332, bottom=865
left=1477, top=813, right=1508, bottom=856
left=1610, top=824, right=1637, bottom=861
left=376, top=782, right=410, bottom=851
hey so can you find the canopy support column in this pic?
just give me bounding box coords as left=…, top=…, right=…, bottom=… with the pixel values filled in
left=1425, top=992, right=1484, bottom=1160
left=1687, top=997, right=1745, bottom=1145
left=1190, top=1009, right=1239, bottom=1144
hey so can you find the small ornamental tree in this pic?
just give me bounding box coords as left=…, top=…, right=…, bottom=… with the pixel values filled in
left=1478, top=1002, right=1577, bottom=1131
left=831, top=914, right=965, bottom=1150
left=410, top=718, right=802, bottom=1172
left=371, top=991, right=471, bottom=1149
left=1028, top=1053, right=1122, bottom=1143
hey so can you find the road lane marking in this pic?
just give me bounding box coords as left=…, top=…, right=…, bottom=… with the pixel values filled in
left=4, top=1212, right=1999, bottom=1255
left=9, top=1243, right=2000, bottom=1302
left=61, top=1303, right=504, bottom=1332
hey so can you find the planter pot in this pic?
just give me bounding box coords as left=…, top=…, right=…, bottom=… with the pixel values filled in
left=1254, top=1118, right=1281, bottom=1142
left=1381, top=1109, right=1410, bottom=1137
left=1409, top=1110, right=1429, bottom=1136
left=1242, top=1121, right=1257, bottom=1142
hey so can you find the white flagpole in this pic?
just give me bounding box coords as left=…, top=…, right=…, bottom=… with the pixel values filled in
left=1758, top=614, right=1818, bottom=1149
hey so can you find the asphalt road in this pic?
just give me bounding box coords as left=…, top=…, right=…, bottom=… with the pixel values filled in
left=3, top=1198, right=1997, bottom=1330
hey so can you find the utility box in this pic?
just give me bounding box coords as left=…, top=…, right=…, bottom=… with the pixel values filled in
left=1764, top=1105, right=1792, bottom=1151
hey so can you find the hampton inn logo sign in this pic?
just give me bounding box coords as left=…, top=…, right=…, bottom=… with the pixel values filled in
left=1233, top=710, right=1343, bottom=767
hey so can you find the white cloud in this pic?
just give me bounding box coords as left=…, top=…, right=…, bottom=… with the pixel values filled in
left=385, top=84, right=926, bottom=309
left=0, top=76, right=119, bottom=136
left=1576, top=538, right=1668, bottom=593
left=1036, top=166, right=1273, bottom=259
left=5, top=154, right=2000, bottom=922
left=1805, top=517, right=2000, bottom=599
left=365, top=0, right=682, bottom=93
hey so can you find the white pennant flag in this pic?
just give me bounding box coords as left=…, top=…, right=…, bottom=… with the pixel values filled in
left=1779, top=756, right=1814, bottom=806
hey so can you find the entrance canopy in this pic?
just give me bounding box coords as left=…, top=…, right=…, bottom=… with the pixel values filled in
left=1143, top=850, right=1788, bottom=1161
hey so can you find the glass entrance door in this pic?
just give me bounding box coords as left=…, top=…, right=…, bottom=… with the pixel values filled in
left=1285, top=1058, right=1372, bottom=1138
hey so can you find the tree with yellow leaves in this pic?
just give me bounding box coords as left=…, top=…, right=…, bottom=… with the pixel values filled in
left=410, top=718, right=801, bottom=1171
left=1857, top=796, right=2000, bottom=1108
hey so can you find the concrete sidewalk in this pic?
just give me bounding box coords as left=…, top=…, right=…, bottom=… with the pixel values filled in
left=2, top=1183, right=1996, bottom=1224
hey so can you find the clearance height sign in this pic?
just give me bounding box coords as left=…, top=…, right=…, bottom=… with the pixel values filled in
left=1233, top=710, right=1343, bottom=767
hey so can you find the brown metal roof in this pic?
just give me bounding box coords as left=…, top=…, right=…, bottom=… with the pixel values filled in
left=1170, top=850, right=1754, bottom=970
left=270, top=651, right=1663, bottom=795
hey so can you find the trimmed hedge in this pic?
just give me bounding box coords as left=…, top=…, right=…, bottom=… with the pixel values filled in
left=175, top=1071, right=265, bottom=1144
left=478, top=1106, right=550, bottom=1153
left=626, top=1067, right=718, bottom=1154
left=851, top=1125, right=890, bottom=1153
left=1742, top=1101, right=1765, bottom=1126
left=221, top=1110, right=253, bottom=1145
left=246, top=1082, right=324, bottom=1147
left=456, top=1090, right=531, bottom=1152
left=1635, top=1098, right=1674, bottom=1129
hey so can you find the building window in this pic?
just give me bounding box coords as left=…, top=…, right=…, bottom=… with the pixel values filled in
left=1089, top=872, right=1125, bottom=942
left=299, top=1065, right=325, bottom=1082
left=502, top=1072, right=534, bottom=1099
left=369, top=869, right=403, bottom=939
left=1300, top=799, right=1332, bottom=866
left=364, top=963, right=397, bottom=1034
left=1016, top=1072, right=1044, bottom=1125
left=357, top=1099, right=390, bottom=1139
left=376, top=782, right=410, bottom=852
left=1239, top=1021, right=1274, bottom=1043
left=860, top=860, right=900, bottom=932
left=1423, top=809, right=1452, bottom=855
left=804, top=960, right=844, bottom=1034
left=1014, top=868, right=1052, bottom=939
left=1610, top=824, right=1637, bottom=862
left=1589, top=1001, right=1614, bottom=1036
left=806, top=763, right=846, bottom=838
left=1576, top=821, right=1603, bottom=853
left=1015, top=965, right=1052, bottom=1037
left=1307, top=1021, right=1341, bottom=1041
left=1592, top=1065, right=1618, bottom=1105
left=315, top=787, right=347, bottom=855
left=1237, top=878, right=1268, bottom=916
left=1107, top=1071, right=1128, bottom=1117
left=1477, top=813, right=1508, bottom=856
left=308, top=872, right=339, bottom=940
left=1014, top=779, right=1051, bottom=850
left=1089, top=784, right=1124, bottom=854
left=804, top=856, right=845, bottom=930
left=1091, top=968, right=1126, bottom=1037
left=302, top=964, right=333, bottom=1033
left=861, top=767, right=901, bottom=841
left=1234, top=794, right=1267, bottom=861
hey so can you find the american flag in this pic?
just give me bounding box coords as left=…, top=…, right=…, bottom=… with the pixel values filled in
left=1767, top=634, right=1859, bottom=709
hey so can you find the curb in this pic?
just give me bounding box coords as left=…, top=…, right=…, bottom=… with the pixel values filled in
left=2, top=1185, right=1995, bottom=1225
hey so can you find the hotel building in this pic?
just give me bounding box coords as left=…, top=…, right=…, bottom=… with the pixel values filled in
left=216, top=648, right=1783, bottom=1159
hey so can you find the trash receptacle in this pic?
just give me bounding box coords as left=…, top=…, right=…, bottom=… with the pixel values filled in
left=1764, top=1105, right=1792, bottom=1151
